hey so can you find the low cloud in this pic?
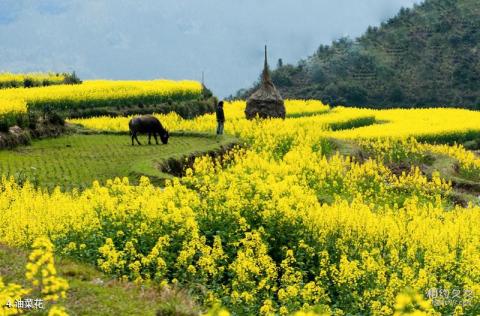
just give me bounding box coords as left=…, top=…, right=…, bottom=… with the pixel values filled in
left=0, top=0, right=422, bottom=97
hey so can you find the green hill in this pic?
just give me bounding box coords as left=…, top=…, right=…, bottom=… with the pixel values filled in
left=237, top=0, right=480, bottom=109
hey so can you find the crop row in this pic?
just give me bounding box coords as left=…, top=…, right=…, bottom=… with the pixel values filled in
left=0, top=72, right=78, bottom=89
left=0, top=79, right=204, bottom=131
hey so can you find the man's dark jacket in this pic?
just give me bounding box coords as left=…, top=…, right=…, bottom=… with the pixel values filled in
left=216, top=106, right=225, bottom=122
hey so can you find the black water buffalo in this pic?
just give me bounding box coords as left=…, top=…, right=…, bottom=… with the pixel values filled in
left=129, top=115, right=169, bottom=146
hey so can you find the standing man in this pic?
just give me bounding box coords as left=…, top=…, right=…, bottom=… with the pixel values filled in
left=216, top=100, right=225, bottom=135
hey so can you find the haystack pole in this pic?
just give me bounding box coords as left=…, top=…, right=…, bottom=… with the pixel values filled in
left=245, top=46, right=286, bottom=119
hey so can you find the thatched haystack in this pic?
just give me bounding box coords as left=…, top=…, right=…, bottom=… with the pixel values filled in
left=245, top=46, right=286, bottom=120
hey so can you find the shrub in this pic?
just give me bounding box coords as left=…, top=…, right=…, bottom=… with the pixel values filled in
left=0, top=112, right=29, bottom=132
left=63, top=71, right=82, bottom=85
left=23, top=77, right=35, bottom=88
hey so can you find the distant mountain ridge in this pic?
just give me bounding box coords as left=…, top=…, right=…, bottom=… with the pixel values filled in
left=236, top=0, right=480, bottom=109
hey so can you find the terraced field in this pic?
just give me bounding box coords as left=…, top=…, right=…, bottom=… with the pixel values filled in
left=0, top=134, right=236, bottom=190
left=2, top=99, right=480, bottom=315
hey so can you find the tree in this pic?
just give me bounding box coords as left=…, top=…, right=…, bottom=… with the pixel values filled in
left=277, top=58, right=283, bottom=69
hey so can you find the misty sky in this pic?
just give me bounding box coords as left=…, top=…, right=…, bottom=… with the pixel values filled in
left=0, top=0, right=422, bottom=97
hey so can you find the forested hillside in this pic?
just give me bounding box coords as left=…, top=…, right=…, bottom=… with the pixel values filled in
left=236, top=0, right=480, bottom=108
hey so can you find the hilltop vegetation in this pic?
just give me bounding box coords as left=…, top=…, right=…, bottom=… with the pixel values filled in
left=237, top=0, right=480, bottom=108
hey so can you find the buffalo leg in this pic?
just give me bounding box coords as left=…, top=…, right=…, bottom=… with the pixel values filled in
left=148, top=133, right=152, bottom=145
left=153, top=133, right=159, bottom=145
left=133, top=133, right=142, bottom=145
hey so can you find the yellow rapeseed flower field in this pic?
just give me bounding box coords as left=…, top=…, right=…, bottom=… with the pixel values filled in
left=0, top=99, right=27, bottom=115
left=0, top=237, right=68, bottom=315
left=0, top=79, right=202, bottom=116
left=2, top=99, right=480, bottom=314
left=329, top=107, right=480, bottom=141
left=71, top=102, right=480, bottom=143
